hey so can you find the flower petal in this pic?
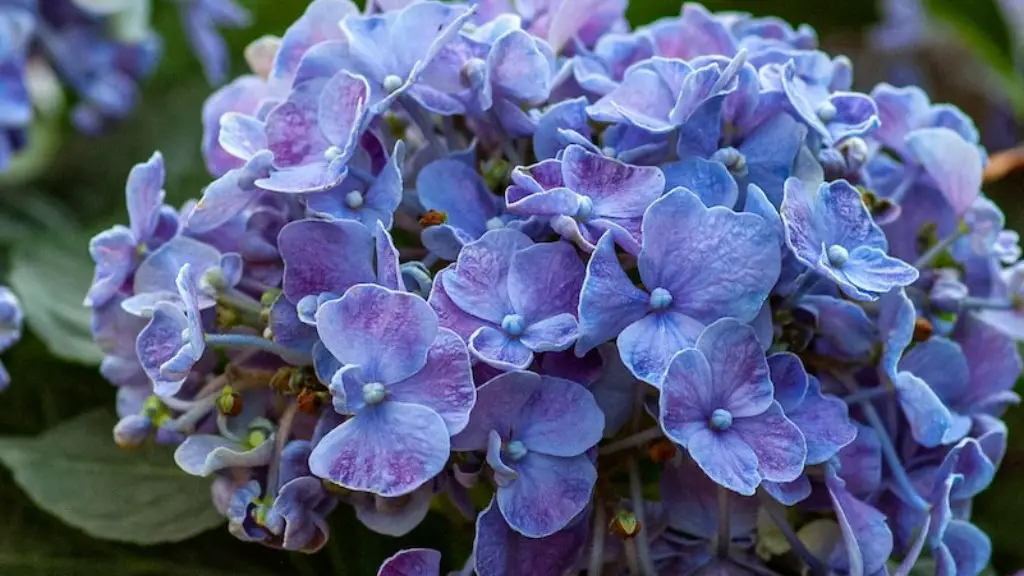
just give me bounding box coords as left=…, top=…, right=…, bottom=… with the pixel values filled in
left=497, top=452, right=596, bottom=538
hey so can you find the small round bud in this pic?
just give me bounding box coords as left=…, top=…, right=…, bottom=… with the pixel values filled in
left=201, top=266, right=225, bottom=292
left=297, top=390, right=322, bottom=414
left=609, top=510, right=641, bottom=539
left=419, top=209, right=447, bottom=227
left=711, top=147, right=747, bottom=176
left=709, top=408, right=733, bottom=431
left=501, top=314, right=526, bottom=337
left=362, top=382, right=388, bottom=405
left=324, top=145, right=343, bottom=162
left=113, top=415, right=152, bottom=449
left=648, top=440, right=677, bottom=464
left=485, top=217, right=505, bottom=231
left=649, top=287, right=673, bottom=311
left=912, top=317, right=934, bottom=343
left=827, top=244, right=850, bottom=267
left=602, top=146, right=617, bottom=158
left=574, top=196, right=594, bottom=220
left=816, top=101, right=837, bottom=123
left=217, top=386, right=243, bottom=417
left=247, top=428, right=269, bottom=448
left=345, top=190, right=364, bottom=209
left=383, top=74, right=404, bottom=94
left=460, top=58, right=487, bottom=89
left=504, top=440, right=528, bottom=461
left=841, top=137, right=869, bottom=172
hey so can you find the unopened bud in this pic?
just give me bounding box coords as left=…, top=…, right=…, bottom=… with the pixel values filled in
left=648, top=440, right=677, bottom=464
left=912, top=317, right=934, bottom=343
left=113, top=415, right=151, bottom=449
left=297, top=389, right=322, bottom=414
left=419, top=209, right=447, bottom=227
left=217, top=386, right=243, bottom=416
left=609, top=510, right=641, bottom=539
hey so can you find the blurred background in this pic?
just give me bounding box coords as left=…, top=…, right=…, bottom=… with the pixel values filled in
left=0, top=0, right=1021, bottom=574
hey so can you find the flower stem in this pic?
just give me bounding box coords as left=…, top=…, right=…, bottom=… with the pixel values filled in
left=843, top=386, right=892, bottom=405
left=628, top=456, right=656, bottom=575
left=860, top=401, right=930, bottom=511
left=588, top=502, right=606, bottom=576
left=599, top=426, right=662, bottom=456
left=716, top=486, right=731, bottom=559
left=758, top=491, right=828, bottom=576
left=267, top=401, right=299, bottom=499
left=218, top=288, right=263, bottom=316
left=914, top=226, right=968, bottom=270
left=205, top=333, right=312, bottom=366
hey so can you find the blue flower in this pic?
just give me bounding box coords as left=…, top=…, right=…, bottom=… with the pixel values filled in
left=310, top=284, right=476, bottom=496
left=659, top=319, right=807, bottom=495
left=578, top=188, right=779, bottom=384
left=782, top=177, right=918, bottom=300
left=451, top=371, right=603, bottom=537
left=135, top=264, right=207, bottom=398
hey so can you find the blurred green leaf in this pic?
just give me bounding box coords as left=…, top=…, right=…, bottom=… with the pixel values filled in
left=0, top=409, right=224, bottom=545
left=8, top=221, right=101, bottom=365
left=924, top=0, right=1024, bottom=119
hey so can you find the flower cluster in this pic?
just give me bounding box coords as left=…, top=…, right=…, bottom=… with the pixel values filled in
left=84, top=1, right=1020, bottom=574
left=0, top=0, right=248, bottom=172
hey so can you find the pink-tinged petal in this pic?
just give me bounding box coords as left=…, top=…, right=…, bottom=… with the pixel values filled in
left=731, top=402, right=806, bottom=483
left=474, top=498, right=589, bottom=576
left=508, top=241, right=584, bottom=321
left=308, top=401, right=450, bottom=497
left=377, top=548, right=441, bottom=576
left=278, top=219, right=374, bottom=303
left=388, top=328, right=475, bottom=435
left=497, top=452, right=596, bottom=538
left=687, top=427, right=761, bottom=496
left=428, top=267, right=489, bottom=341
left=316, top=284, right=437, bottom=384
left=640, top=189, right=779, bottom=324
left=906, top=127, right=982, bottom=217
left=514, top=374, right=604, bottom=457
left=85, top=226, right=137, bottom=307
left=618, top=311, right=704, bottom=386
left=561, top=144, right=665, bottom=218
left=318, top=70, right=369, bottom=149
left=576, top=233, right=649, bottom=355
left=660, top=347, right=715, bottom=445
left=374, top=221, right=404, bottom=291
left=265, top=79, right=329, bottom=168
left=174, top=434, right=274, bottom=477
left=521, top=314, right=578, bottom=353
left=126, top=151, right=166, bottom=242
left=695, top=318, right=774, bottom=417
left=444, top=229, right=533, bottom=324
left=218, top=113, right=266, bottom=162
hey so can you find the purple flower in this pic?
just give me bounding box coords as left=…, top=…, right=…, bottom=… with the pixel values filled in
left=428, top=230, right=584, bottom=370
left=173, top=0, right=251, bottom=85
left=473, top=497, right=590, bottom=576
left=304, top=140, right=406, bottom=230
left=0, top=286, right=22, bottom=391
left=587, top=55, right=744, bottom=135
left=86, top=152, right=175, bottom=307
left=377, top=548, right=440, bottom=576
left=135, top=265, right=207, bottom=398
left=91, top=294, right=148, bottom=388
left=309, top=284, right=475, bottom=496
left=506, top=144, right=665, bottom=254
left=578, top=188, right=779, bottom=384
left=451, top=371, right=603, bottom=537
left=782, top=177, right=918, bottom=301
left=659, top=318, right=806, bottom=495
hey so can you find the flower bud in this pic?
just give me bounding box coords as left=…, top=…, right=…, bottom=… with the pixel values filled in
left=419, top=209, right=447, bottom=227
left=113, top=414, right=151, bottom=449
left=297, top=389, right=321, bottom=414
left=912, top=317, right=934, bottom=343
left=217, top=385, right=243, bottom=416
left=609, top=510, right=641, bottom=539
left=648, top=440, right=677, bottom=464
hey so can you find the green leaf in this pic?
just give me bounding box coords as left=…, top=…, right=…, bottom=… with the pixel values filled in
left=8, top=222, right=103, bottom=365
left=0, top=409, right=224, bottom=545
left=923, top=0, right=1024, bottom=119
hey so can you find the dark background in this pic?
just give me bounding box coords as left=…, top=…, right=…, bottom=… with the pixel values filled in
left=0, top=0, right=1020, bottom=574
